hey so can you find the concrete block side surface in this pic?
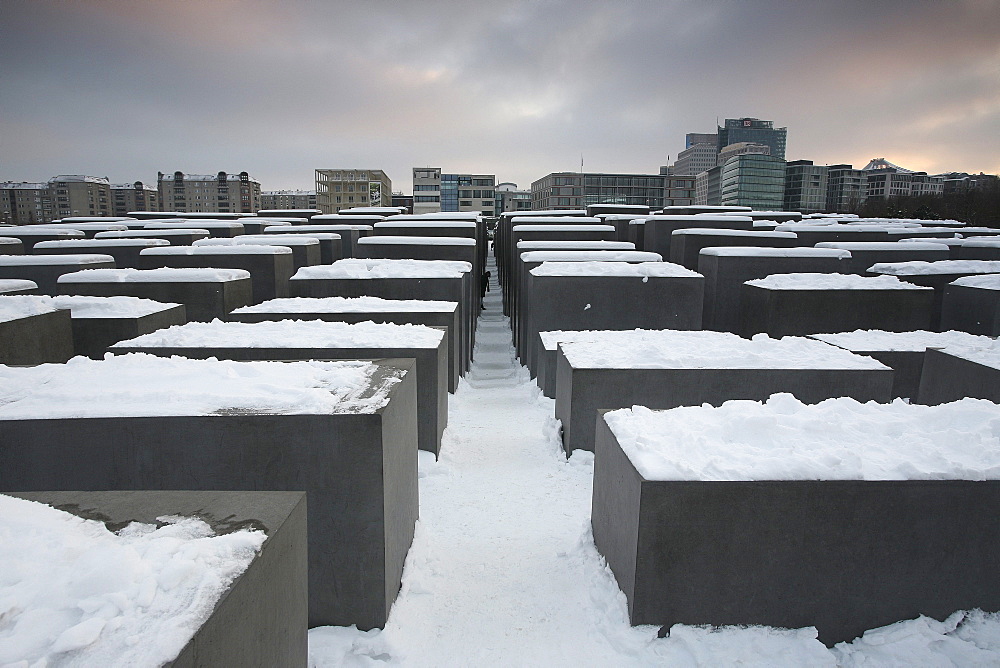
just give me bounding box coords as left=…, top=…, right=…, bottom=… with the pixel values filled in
left=10, top=491, right=308, bottom=667
left=916, top=348, right=1000, bottom=405
left=940, top=284, right=1000, bottom=336
left=0, top=308, right=75, bottom=365
left=591, top=413, right=643, bottom=611
left=70, top=304, right=188, bottom=359
left=627, top=479, right=1000, bottom=645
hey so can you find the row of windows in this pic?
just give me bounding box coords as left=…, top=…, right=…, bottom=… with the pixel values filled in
left=414, top=195, right=441, bottom=203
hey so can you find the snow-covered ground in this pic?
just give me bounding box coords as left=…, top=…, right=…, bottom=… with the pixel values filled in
left=307, top=256, right=1000, bottom=667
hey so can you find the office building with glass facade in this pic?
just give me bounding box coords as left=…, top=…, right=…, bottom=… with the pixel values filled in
left=717, top=118, right=787, bottom=160
left=412, top=168, right=495, bottom=216
left=783, top=160, right=828, bottom=213
left=530, top=172, right=694, bottom=210
left=719, top=154, right=786, bottom=210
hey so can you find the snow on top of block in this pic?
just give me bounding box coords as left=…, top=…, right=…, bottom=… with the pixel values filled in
left=745, top=273, right=929, bottom=290
left=144, top=221, right=243, bottom=229
left=374, top=221, right=476, bottom=229
left=0, top=354, right=402, bottom=418
left=233, top=296, right=458, bottom=314
left=0, top=254, right=115, bottom=266
left=95, top=229, right=211, bottom=239
left=292, top=258, right=471, bottom=279
left=512, top=225, right=616, bottom=233
left=530, top=261, right=699, bottom=278
left=48, top=295, right=181, bottom=318
left=557, top=330, right=887, bottom=370
left=517, top=241, right=635, bottom=251
left=0, top=279, right=37, bottom=292
left=815, top=241, right=951, bottom=251
left=33, top=238, right=170, bottom=248
left=963, top=238, right=1000, bottom=247
left=311, top=214, right=383, bottom=222
left=263, top=226, right=346, bottom=235
left=951, top=274, right=1000, bottom=290
left=700, top=247, right=852, bottom=259
left=604, top=395, right=1000, bottom=481
left=520, top=250, right=662, bottom=263
left=114, top=319, right=445, bottom=349
left=140, top=245, right=292, bottom=255
left=812, top=330, right=995, bottom=352
left=775, top=223, right=891, bottom=233
left=510, top=216, right=601, bottom=224
left=899, top=236, right=967, bottom=246
left=57, top=268, right=250, bottom=283
left=647, top=215, right=754, bottom=223
left=671, top=228, right=797, bottom=238
left=940, top=338, right=1000, bottom=368
left=193, top=236, right=317, bottom=247
left=358, top=236, right=476, bottom=246
left=870, top=260, right=1000, bottom=276
left=2, top=227, right=85, bottom=237
left=0, top=493, right=265, bottom=667
left=0, top=295, right=62, bottom=322
left=273, top=224, right=370, bottom=232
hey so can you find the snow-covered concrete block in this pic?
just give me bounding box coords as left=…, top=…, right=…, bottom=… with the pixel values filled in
left=522, top=262, right=704, bottom=377
left=139, top=245, right=295, bottom=303
left=697, top=247, right=852, bottom=333
left=0, top=355, right=419, bottom=629
left=0, top=279, right=38, bottom=295
left=740, top=273, right=935, bottom=337
left=281, top=223, right=372, bottom=258
left=257, top=230, right=342, bottom=264
left=774, top=223, right=892, bottom=246
left=869, top=260, right=1000, bottom=330
left=957, top=238, right=1000, bottom=261
left=95, top=228, right=212, bottom=246
left=194, top=235, right=321, bottom=271
left=554, top=330, right=893, bottom=453
left=143, top=221, right=245, bottom=238
left=917, top=343, right=1000, bottom=405
left=0, top=236, right=25, bottom=254
left=45, top=295, right=187, bottom=359
left=0, top=296, right=74, bottom=364
left=940, top=274, right=1000, bottom=335
left=110, top=319, right=449, bottom=455
left=291, top=259, right=474, bottom=374
left=58, top=267, right=252, bottom=322
left=33, top=238, right=171, bottom=268
left=6, top=490, right=308, bottom=667
left=230, top=296, right=462, bottom=392
left=669, top=229, right=798, bottom=270
left=0, top=254, right=117, bottom=295
left=592, top=397, right=1000, bottom=645
left=641, top=215, right=754, bottom=258
left=814, top=241, right=951, bottom=275
left=1, top=226, right=85, bottom=252
left=810, top=330, right=994, bottom=400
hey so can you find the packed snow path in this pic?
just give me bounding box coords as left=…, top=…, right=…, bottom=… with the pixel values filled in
left=308, top=253, right=1000, bottom=667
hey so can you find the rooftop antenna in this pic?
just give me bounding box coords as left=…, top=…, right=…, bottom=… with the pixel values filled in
left=580, top=154, right=584, bottom=173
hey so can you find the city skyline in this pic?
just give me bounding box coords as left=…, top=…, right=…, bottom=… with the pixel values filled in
left=1, top=0, right=998, bottom=192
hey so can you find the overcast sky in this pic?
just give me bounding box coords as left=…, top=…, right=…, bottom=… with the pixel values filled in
left=2, top=0, right=998, bottom=193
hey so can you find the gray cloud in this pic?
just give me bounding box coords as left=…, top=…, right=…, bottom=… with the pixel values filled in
left=1, top=0, right=997, bottom=193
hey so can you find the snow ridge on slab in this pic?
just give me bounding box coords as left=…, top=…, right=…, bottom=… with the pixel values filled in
left=520, top=250, right=662, bottom=263
left=941, top=338, right=1000, bottom=368
left=672, top=228, right=797, bottom=238
left=812, top=330, right=995, bottom=352
left=512, top=225, right=616, bottom=232
left=0, top=279, right=37, bottom=292
left=605, top=395, right=1000, bottom=481
left=530, top=261, right=700, bottom=277
left=0, top=494, right=265, bottom=667
left=952, top=274, right=1000, bottom=290
left=871, top=260, right=1000, bottom=275
left=194, top=236, right=319, bottom=247
left=358, top=236, right=476, bottom=246
left=58, top=268, right=251, bottom=283
left=234, top=296, right=457, bottom=314
left=745, top=273, right=929, bottom=290
left=0, top=295, right=62, bottom=322
left=0, top=354, right=398, bottom=418
left=141, top=245, right=292, bottom=255
left=700, top=246, right=851, bottom=258
left=293, top=258, right=471, bottom=279
left=516, top=241, right=634, bottom=250
left=816, top=241, right=951, bottom=251
left=33, top=239, right=170, bottom=248
left=115, top=319, right=445, bottom=349
left=557, top=330, right=887, bottom=369
left=0, top=254, right=115, bottom=266
left=48, top=295, right=181, bottom=318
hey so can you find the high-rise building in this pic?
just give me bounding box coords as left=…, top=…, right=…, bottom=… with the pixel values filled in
left=686, top=132, right=717, bottom=149
left=412, top=168, right=495, bottom=215
left=783, top=160, right=828, bottom=213
left=260, top=189, right=317, bottom=210
left=861, top=158, right=944, bottom=201
left=530, top=171, right=694, bottom=210
left=826, top=164, right=867, bottom=212
left=719, top=154, right=786, bottom=210
left=674, top=141, right=718, bottom=176
left=717, top=141, right=771, bottom=166
left=157, top=171, right=261, bottom=214
left=111, top=181, right=159, bottom=216
left=717, top=118, right=787, bottom=160
left=1, top=182, right=52, bottom=224
left=49, top=175, right=113, bottom=219
left=315, top=169, right=391, bottom=214
left=694, top=166, right=723, bottom=206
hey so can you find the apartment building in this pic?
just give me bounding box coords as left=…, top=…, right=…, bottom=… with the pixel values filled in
left=260, top=190, right=317, bottom=210
left=315, top=169, right=392, bottom=214
left=531, top=171, right=694, bottom=210
left=111, top=181, right=159, bottom=216
left=1, top=182, right=52, bottom=224
left=412, top=168, right=495, bottom=216
left=157, top=171, right=261, bottom=214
